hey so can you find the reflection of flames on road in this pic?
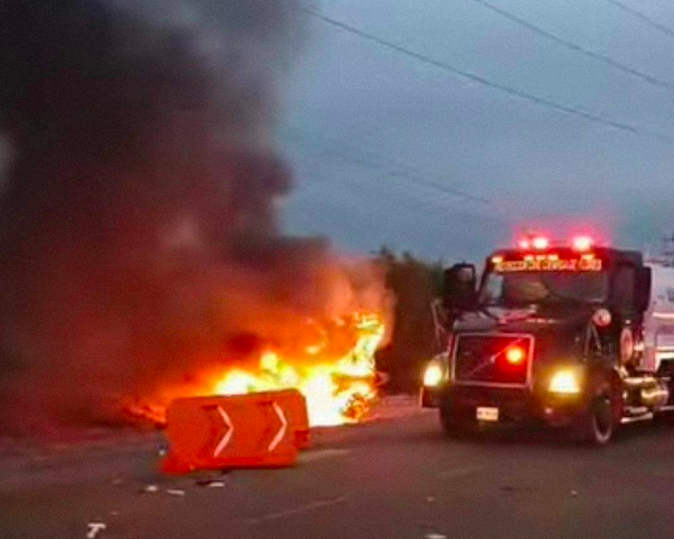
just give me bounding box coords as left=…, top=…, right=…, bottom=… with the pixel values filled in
left=211, top=314, right=385, bottom=426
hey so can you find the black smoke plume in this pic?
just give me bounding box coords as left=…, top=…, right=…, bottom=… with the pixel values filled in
left=0, top=0, right=388, bottom=433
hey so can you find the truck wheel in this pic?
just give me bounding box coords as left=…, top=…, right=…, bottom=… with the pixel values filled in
left=576, top=393, right=615, bottom=446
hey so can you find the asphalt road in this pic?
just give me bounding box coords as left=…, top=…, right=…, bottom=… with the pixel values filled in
left=2, top=402, right=674, bottom=539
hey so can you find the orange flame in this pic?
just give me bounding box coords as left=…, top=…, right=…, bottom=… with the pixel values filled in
left=210, top=314, right=385, bottom=426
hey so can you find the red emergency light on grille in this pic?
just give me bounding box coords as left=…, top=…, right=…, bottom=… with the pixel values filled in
left=505, top=346, right=526, bottom=365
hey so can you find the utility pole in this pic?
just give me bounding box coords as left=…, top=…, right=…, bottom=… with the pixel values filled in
left=661, top=233, right=674, bottom=267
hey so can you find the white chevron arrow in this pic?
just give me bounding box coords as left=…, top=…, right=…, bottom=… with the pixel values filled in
left=213, top=406, right=234, bottom=457
left=268, top=401, right=287, bottom=452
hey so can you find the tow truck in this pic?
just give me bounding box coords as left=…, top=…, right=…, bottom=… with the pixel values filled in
left=421, top=235, right=674, bottom=444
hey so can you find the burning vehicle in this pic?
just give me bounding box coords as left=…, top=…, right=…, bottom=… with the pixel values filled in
left=422, top=234, right=674, bottom=444
left=126, top=312, right=388, bottom=428
left=208, top=313, right=386, bottom=426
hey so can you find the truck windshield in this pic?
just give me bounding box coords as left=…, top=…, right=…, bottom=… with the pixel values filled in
left=479, top=271, right=609, bottom=307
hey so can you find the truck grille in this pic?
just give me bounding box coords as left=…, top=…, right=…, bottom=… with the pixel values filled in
left=453, top=334, right=533, bottom=386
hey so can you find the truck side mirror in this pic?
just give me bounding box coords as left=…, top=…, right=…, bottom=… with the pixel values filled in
left=635, top=267, right=652, bottom=313
left=443, top=263, right=477, bottom=312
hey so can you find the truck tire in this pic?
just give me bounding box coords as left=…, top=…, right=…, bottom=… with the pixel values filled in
left=575, top=393, right=616, bottom=446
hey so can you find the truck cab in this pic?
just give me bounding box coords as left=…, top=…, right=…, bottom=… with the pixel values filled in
left=421, top=235, right=673, bottom=444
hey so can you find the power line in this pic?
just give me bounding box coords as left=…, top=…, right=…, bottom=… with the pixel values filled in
left=608, top=0, right=674, bottom=40
left=470, top=0, right=674, bottom=93
left=289, top=128, right=508, bottom=223
left=285, top=126, right=492, bottom=205
left=302, top=8, right=670, bottom=142
left=298, top=157, right=496, bottom=224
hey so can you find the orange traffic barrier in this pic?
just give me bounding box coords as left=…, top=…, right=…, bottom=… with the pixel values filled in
left=161, top=390, right=308, bottom=473
left=253, top=390, right=310, bottom=449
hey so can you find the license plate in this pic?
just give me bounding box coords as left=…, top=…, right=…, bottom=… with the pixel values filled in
left=476, top=406, right=499, bottom=422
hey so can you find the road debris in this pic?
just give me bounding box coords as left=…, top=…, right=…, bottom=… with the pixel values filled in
left=196, top=479, right=226, bottom=488
left=86, top=522, right=106, bottom=539
left=571, top=490, right=578, bottom=497
left=166, top=488, right=186, bottom=496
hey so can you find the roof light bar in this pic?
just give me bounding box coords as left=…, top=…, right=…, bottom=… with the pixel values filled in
left=517, top=234, right=598, bottom=251
left=572, top=236, right=593, bottom=251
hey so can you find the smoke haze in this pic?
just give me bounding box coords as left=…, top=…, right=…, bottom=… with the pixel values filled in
left=0, top=0, right=390, bottom=433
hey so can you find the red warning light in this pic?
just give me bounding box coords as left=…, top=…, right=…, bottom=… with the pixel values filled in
left=505, top=346, right=526, bottom=365
left=572, top=236, right=593, bottom=251
left=531, top=236, right=549, bottom=250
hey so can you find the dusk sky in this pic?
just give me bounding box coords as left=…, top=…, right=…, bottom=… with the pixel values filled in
left=279, top=0, right=674, bottom=261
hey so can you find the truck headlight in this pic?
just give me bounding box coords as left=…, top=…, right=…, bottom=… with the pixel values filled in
left=423, top=360, right=445, bottom=387
left=548, top=368, right=581, bottom=394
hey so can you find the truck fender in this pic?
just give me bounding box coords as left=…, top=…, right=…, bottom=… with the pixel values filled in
left=619, top=326, right=635, bottom=365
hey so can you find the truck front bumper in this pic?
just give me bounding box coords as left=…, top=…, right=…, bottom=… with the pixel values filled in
left=422, top=384, right=590, bottom=428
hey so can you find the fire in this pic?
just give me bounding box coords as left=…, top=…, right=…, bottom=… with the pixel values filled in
left=121, top=313, right=387, bottom=428
left=211, top=314, right=385, bottom=426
